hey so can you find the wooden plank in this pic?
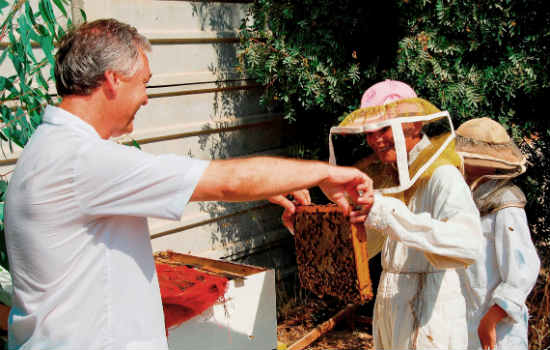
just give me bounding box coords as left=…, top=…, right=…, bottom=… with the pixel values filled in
left=351, top=224, right=373, bottom=301
left=154, top=251, right=265, bottom=278
left=287, top=304, right=358, bottom=350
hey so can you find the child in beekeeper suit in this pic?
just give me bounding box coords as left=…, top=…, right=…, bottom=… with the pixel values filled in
left=334, top=80, right=482, bottom=349
left=455, top=118, right=540, bottom=350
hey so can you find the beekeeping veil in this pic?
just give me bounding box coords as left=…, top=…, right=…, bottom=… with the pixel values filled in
left=456, top=117, right=527, bottom=194
left=329, top=97, right=461, bottom=202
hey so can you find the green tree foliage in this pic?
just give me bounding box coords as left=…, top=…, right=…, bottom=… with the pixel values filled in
left=238, top=1, right=405, bottom=123
left=0, top=0, right=76, bottom=269
left=238, top=0, right=550, bottom=247
left=239, top=3, right=549, bottom=346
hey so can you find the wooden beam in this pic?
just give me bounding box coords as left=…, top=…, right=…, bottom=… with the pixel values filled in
left=154, top=251, right=265, bottom=278
left=287, top=304, right=358, bottom=350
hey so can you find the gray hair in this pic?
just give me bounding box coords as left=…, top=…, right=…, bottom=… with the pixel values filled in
left=55, top=18, right=151, bottom=96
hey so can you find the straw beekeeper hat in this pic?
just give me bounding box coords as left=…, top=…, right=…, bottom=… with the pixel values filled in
left=456, top=117, right=526, bottom=172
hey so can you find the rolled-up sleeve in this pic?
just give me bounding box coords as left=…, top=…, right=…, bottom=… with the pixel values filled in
left=364, top=165, right=482, bottom=268
left=491, top=207, right=540, bottom=323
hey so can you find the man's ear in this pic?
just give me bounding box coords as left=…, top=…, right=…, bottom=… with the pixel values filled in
left=102, top=71, right=119, bottom=99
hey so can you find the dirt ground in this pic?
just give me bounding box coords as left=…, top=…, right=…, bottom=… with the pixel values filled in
left=275, top=262, right=550, bottom=350
left=276, top=297, right=374, bottom=350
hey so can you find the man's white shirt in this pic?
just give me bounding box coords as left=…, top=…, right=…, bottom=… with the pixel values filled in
left=4, top=105, right=209, bottom=349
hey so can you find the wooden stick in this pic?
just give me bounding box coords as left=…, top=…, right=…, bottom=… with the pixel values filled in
left=154, top=251, right=265, bottom=278
left=287, top=304, right=358, bottom=350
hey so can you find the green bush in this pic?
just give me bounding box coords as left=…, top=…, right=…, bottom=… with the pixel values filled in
left=238, top=0, right=550, bottom=244
left=239, top=2, right=549, bottom=346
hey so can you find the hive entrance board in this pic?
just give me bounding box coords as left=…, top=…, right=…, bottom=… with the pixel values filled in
left=154, top=250, right=266, bottom=280
left=293, top=205, right=373, bottom=304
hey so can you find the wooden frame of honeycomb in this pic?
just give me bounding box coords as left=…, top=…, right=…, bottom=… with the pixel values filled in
left=293, top=204, right=373, bottom=304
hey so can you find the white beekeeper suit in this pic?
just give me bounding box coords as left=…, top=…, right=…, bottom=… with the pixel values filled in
left=456, top=118, right=540, bottom=349
left=330, top=82, right=482, bottom=349
left=365, top=161, right=481, bottom=349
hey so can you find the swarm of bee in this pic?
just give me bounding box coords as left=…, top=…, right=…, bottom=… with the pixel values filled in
left=293, top=204, right=373, bottom=304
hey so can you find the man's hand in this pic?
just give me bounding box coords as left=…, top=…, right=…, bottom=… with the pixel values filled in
left=478, top=304, right=507, bottom=350
left=319, top=166, right=374, bottom=220
left=349, top=191, right=375, bottom=224
left=193, top=157, right=373, bottom=206
left=268, top=189, right=311, bottom=234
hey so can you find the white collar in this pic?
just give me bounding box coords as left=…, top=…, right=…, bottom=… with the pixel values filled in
left=43, top=105, right=101, bottom=139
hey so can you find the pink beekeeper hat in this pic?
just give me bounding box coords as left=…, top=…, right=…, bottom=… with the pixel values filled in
left=360, top=80, right=417, bottom=108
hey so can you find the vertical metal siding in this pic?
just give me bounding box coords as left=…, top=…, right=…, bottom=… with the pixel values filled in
left=0, top=1, right=295, bottom=271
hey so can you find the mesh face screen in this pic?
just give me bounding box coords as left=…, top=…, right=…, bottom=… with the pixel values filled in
left=330, top=98, right=457, bottom=194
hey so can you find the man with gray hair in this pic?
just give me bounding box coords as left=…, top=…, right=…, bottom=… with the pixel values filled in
left=4, top=19, right=373, bottom=349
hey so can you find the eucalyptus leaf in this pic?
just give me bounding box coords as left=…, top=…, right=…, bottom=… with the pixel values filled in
left=0, top=0, right=9, bottom=14
left=57, top=25, right=65, bottom=39
left=24, top=1, right=37, bottom=26
left=0, top=0, right=77, bottom=273
left=0, top=47, right=8, bottom=66
left=130, top=139, right=142, bottom=150
left=17, top=15, right=37, bottom=64
left=39, top=34, right=55, bottom=69
left=5, top=129, right=13, bottom=153
left=36, top=70, right=49, bottom=91
left=52, top=0, right=68, bottom=17
left=38, top=0, right=56, bottom=37
left=27, top=18, right=44, bottom=46
left=8, top=48, right=24, bottom=83
left=30, top=111, right=43, bottom=128
left=36, top=23, right=49, bottom=36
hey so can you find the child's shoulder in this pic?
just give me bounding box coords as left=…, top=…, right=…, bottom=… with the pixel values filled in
left=495, top=183, right=526, bottom=202
left=481, top=182, right=526, bottom=215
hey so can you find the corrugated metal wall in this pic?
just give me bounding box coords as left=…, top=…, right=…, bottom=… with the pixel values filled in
left=0, top=0, right=296, bottom=275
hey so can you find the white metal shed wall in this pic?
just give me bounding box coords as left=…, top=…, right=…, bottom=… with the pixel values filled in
left=0, top=0, right=296, bottom=274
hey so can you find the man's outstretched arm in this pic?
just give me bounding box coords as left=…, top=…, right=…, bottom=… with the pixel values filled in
left=190, top=156, right=373, bottom=215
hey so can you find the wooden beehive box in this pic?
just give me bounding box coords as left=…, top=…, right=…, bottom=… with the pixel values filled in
left=154, top=251, right=277, bottom=350
left=293, top=205, right=373, bottom=304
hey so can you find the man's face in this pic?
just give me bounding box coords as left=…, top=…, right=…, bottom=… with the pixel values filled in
left=110, top=51, right=152, bottom=138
